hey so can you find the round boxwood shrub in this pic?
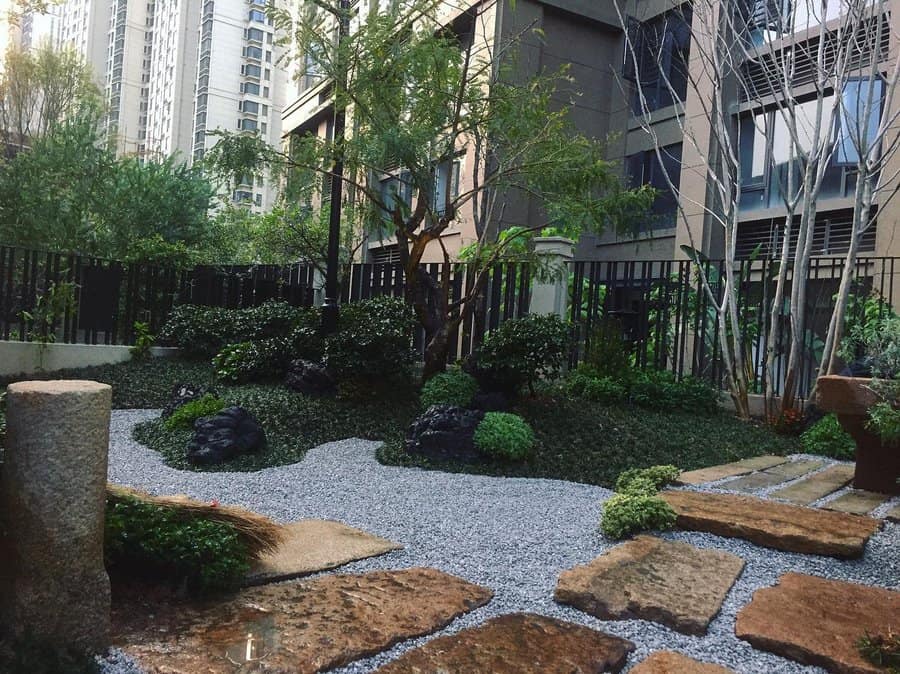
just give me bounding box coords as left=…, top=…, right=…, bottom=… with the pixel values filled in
left=800, top=413, right=856, bottom=460
left=163, top=393, right=226, bottom=430
left=473, top=412, right=535, bottom=460
left=421, top=371, right=479, bottom=409
left=600, top=492, right=677, bottom=539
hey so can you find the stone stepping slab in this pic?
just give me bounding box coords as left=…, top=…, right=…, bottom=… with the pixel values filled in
left=630, top=651, right=735, bottom=673
left=375, top=613, right=635, bottom=673
left=769, top=464, right=855, bottom=505
left=245, top=519, right=402, bottom=585
left=886, top=504, right=900, bottom=522
left=676, top=455, right=787, bottom=486
left=719, top=459, right=824, bottom=492
left=661, top=490, right=882, bottom=558
left=113, top=567, right=492, bottom=674
left=736, top=572, right=900, bottom=673
left=824, top=489, right=892, bottom=516
left=554, top=536, right=744, bottom=635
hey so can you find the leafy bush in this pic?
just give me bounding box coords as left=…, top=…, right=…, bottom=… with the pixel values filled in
left=583, top=317, right=631, bottom=379
left=629, top=369, right=719, bottom=414
left=214, top=338, right=291, bottom=383
left=473, top=412, right=535, bottom=460
left=130, top=321, right=155, bottom=360
left=474, top=314, right=570, bottom=395
left=159, top=301, right=319, bottom=359
left=800, top=413, right=855, bottom=459
left=104, top=494, right=250, bottom=593
left=857, top=630, right=900, bottom=672
left=867, top=401, right=900, bottom=445
left=324, top=296, right=416, bottom=394
left=421, top=370, right=478, bottom=409
left=163, top=393, right=226, bottom=430
left=615, top=465, right=680, bottom=493
left=600, top=492, right=677, bottom=539
left=566, top=369, right=627, bottom=404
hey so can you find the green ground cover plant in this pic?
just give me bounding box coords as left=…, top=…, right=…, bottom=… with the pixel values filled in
left=163, top=394, right=226, bottom=430
left=379, top=394, right=798, bottom=488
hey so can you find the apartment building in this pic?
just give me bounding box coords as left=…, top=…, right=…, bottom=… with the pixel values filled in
left=281, top=0, right=626, bottom=263
left=49, top=0, right=288, bottom=211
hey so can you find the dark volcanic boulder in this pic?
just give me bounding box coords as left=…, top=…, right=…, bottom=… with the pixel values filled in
left=405, top=405, right=485, bottom=462
left=161, top=383, right=217, bottom=419
left=187, top=406, right=266, bottom=465
left=285, top=359, right=336, bottom=397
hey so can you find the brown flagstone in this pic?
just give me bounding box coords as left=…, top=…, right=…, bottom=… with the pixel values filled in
left=719, top=459, right=824, bottom=492
left=736, top=572, right=900, bottom=674
left=375, top=613, right=635, bottom=673
left=112, top=567, right=492, bottom=674
left=554, top=536, right=744, bottom=635
left=770, top=464, right=855, bottom=505
left=630, top=651, right=735, bottom=674
left=661, top=490, right=882, bottom=558
left=675, top=456, right=788, bottom=486
left=824, top=489, right=891, bottom=516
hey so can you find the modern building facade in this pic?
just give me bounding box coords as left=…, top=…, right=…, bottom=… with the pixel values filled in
left=48, top=0, right=288, bottom=211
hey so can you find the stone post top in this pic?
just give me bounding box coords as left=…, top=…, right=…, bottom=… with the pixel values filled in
left=7, top=380, right=112, bottom=395
left=533, top=236, right=575, bottom=258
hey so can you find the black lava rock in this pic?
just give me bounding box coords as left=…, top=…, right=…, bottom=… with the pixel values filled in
left=187, top=406, right=266, bottom=465
left=161, top=383, right=217, bottom=419
left=285, top=359, right=336, bottom=397
left=405, top=405, right=485, bottom=463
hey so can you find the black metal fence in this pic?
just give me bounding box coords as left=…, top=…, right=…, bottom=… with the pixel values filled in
left=568, top=256, right=899, bottom=398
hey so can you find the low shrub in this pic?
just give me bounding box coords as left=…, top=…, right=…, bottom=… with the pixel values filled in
left=800, top=413, right=856, bottom=460
left=474, top=314, right=570, bottom=395
left=421, top=370, right=478, bottom=409
left=473, top=412, right=535, bottom=460
left=583, top=317, right=632, bottom=379
left=566, top=369, right=627, bottom=404
left=163, top=393, right=226, bottom=430
left=566, top=367, right=719, bottom=414
left=770, top=407, right=805, bottom=436
left=615, top=465, right=680, bottom=493
left=600, top=492, right=677, bottom=540
left=104, top=494, right=250, bottom=593
left=324, top=296, right=416, bottom=395
left=213, top=338, right=292, bottom=383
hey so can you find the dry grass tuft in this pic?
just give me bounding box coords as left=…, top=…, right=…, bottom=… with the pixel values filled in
left=106, top=483, right=285, bottom=558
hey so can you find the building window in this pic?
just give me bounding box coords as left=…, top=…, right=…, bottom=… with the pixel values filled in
left=245, top=45, right=262, bottom=59
left=243, top=64, right=262, bottom=78
left=246, top=27, right=264, bottom=42
left=242, top=82, right=260, bottom=95
left=233, top=190, right=253, bottom=203
left=835, top=77, right=884, bottom=165
left=625, top=143, right=683, bottom=229
left=623, top=7, right=692, bottom=115
left=433, top=160, right=460, bottom=216
left=240, top=118, right=258, bottom=131
left=242, top=100, right=260, bottom=114
left=249, top=9, right=266, bottom=23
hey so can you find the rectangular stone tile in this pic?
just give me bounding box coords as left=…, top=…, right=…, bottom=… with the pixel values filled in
left=661, top=490, right=883, bottom=558
left=375, top=613, right=635, bottom=674
left=770, top=464, right=855, bottom=505
left=885, top=504, right=900, bottom=522
left=720, top=459, right=824, bottom=492
left=676, top=456, right=788, bottom=486
left=736, top=573, right=900, bottom=673
left=554, top=536, right=744, bottom=635
left=631, top=651, right=735, bottom=674
left=824, top=490, right=891, bottom=516
left=245, top=519, right=402, bottom=586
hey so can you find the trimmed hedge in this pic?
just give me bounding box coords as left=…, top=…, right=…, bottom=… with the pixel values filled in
left=473, top=412, right=535, bottom=460
left=421, top=371, right=478, bottom=409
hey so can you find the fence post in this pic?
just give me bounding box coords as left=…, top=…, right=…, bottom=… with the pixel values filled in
left=529, top=237, right=574, bottom=318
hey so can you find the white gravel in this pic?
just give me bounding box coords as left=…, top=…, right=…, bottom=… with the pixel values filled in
left=103, top=409, right=900, bottom=674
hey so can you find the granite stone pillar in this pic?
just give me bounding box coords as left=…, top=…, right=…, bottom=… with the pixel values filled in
left=0, top=380, right=113, bottom=653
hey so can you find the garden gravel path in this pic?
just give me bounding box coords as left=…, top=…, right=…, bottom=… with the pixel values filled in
left=104, top=410, right=900, bottom=674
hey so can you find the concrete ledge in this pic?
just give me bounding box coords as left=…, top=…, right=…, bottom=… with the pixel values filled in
left=0, top=340, right=179, bottom=378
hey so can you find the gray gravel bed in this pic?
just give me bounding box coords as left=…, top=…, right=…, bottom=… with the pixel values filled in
left=102, top=410, right=899, bottom=674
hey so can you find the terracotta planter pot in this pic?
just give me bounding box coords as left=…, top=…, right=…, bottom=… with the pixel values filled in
left=817, top=375, right=900, bottom=494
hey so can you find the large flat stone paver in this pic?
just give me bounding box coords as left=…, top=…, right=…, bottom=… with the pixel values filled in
left=554, top=536, right=744, bottom=635
left=245, top=519, right=401, bottom=585
left=676, top=456, right=788, bottom=486
left=770, top=464, right=855, bottom=504
left=719, top=459, right=824, bottom=492
left=885, top=504, right=900, bottom=522
left=113, top=568, right=492, bottom=674
left=736, top=572, right=900, bottom=673
left=630, top=651, right=735, bottom=673
left=824, top=489, right=892, bottom=516
left=661, top=490, right=882, bottom=558
left=375, top=613, right=635, bottom=673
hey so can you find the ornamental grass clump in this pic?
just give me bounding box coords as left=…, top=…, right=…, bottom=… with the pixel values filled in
left=473, top=412, right=535, bottom=461
left=600, top=465, right=678, bottom=540
left=421, top=370, right=478, bottom=409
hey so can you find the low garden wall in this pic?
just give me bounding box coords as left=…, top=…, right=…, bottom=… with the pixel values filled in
left=0, top=341, right=179, bottom=378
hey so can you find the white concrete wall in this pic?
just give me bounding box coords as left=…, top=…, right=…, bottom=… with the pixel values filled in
left=0, top=341, right=179, bottom=378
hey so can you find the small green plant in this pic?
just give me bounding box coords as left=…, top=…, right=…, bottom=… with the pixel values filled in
left=421, top=370, right=478, bottom=409
left=857, top=630, right=900, bottom=673
left=213, top=337, right=294, bottom=383
left=867, top=400, right=900, bottom=446
left=566, top=369, right=627, bottom=404
left=130, top=321, right=155, bottom=360
left=600, top=464, right=679, bottom=539
left=19, top=280, right=77, bottom=368
left=163, top=394, right=226, bottom=430
left=600, top=492, right=677, bottom=539
left=615, top=465, right=680, bottom=493
left=800, top=414, right=856, bottom=459
left=104, top=494, right=251, bottom=593
left=473, top=412, right=535, bottom=460
left=583, top=317, right=632, bottom=379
